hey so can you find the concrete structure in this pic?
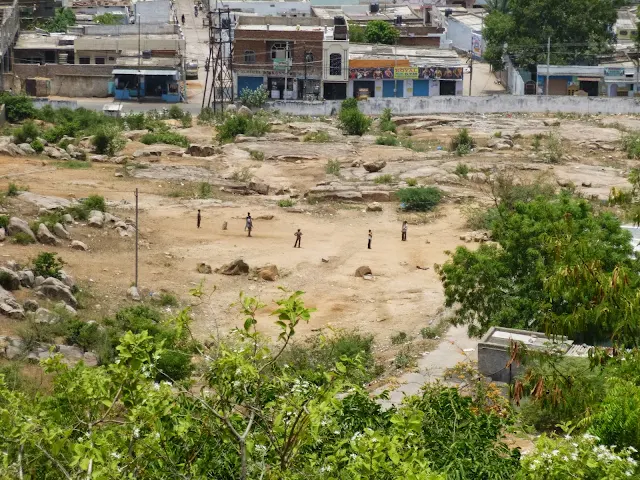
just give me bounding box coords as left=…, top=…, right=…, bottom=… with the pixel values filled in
left=348, top=43, right=464, bottom=98
left=431, top=6, right=485, bottom=54
left=0, top=0, right=20, bottom=90
left=262, top=93, right=640, bottom=116
left=232, top=15, right=328, bottom=100
left=537, top=64, right=640, bottom=97
left=615, top=7, right=638, bottom=42
left=67, top=0, right=130, bottom=17
left=220, top=0, right=312, bottom=17
left=478, top=327, right=590, bottom=383
left=134, top=0, right=172, bottom=24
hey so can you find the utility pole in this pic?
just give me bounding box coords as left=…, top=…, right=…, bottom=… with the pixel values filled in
left=135, top=188, right=139, bottom=288
left=545, top=36, right=550, bottom=96
left=468, top=50, right=473, bottom=96
left=137, top=14, right=141, bottom=103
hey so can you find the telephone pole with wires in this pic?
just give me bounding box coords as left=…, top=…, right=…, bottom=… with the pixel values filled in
left=203, top=8, right=234, bottom=112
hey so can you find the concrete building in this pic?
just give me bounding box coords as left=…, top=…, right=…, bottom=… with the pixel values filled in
left=0, top=0, right=19, bottom=91
left=537, top=64, right=640, bottom=97
left=431, top=6, right=485, bottom=55
left=134, top=0, right=172, bottom=25
left=232, top=15, right=330, bottom=100
left=66, top=0, right=130, bottom=17
left=348, top=43, right=464, bottom=98
left=220, top=0, right=312, bottom=17
left=478, top=327, right=590, bottom=383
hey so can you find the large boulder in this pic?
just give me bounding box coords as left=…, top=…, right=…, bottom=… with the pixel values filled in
left=197, top=262, right=212, bottom=274
left=58, top=271, right=75, bottom=289
left=187, top=144, right=221, bottom=157
left=0, top=286, right=24, bottom=319
left=216, top=259, right=249, bottom=276
left=127, top=286, right=141, bottom=301
left=355, top=266, right=372, bottom=278
left=249, top=181, right=269, bottom=195
left=361, top=191, right=391, bottom=202
left=0, top=336, right=24, bottom=360
left=70, top=240, right=88, bottom=251
left=0, top=227, right=4, bottom=242
left=23, top=299, right=39, bottom=312
left=88, top=210, right=105, bottom=228
left=35, top=277, right=77, bottom=308
left=0, top=267, right=20, bottom=290
left=366, top=202, right=383, bottom=212
left=257, top=264, right=278, bottom=281
left=7, top=217, right=36, bottom=242
left=363, top=160, right=386, bottom=173
left=43, top=146, right=65, bottom=159
left=35, top=307, right=58, bottom=324
left=0, top=143, right=26, bottom=157
left=18, top=192, right=71, bottom=211
left=53, top=222, right=71, bottom=240
left=62, top=213, right=74, bottom=224
left=36, top=224, right=58, bottom=245
left=237, top=106, right=253, bottom=118
left=225, top=104, right=238, bottom=114
left=17, top=270, right=35, bottom=288
left=18, top=143, right=36, bottom=155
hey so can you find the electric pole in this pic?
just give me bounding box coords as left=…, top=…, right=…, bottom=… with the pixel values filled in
left=135, top=188, right=139, bottom=288
left=468, top=50, right=473, bottom=96
left=545, top=36, right=550, bottom=96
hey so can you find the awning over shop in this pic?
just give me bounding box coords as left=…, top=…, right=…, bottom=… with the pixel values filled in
left=577, top=77, right=601, bottom=82
left=112, top=69, right=178, bottom=76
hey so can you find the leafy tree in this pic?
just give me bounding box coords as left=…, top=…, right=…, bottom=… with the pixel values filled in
left=396, top=187, right=442, bottom=212
left=0, top=94, right=36, bottom=122
left=32, top=252, right=65, bottom=279
left=93, top=12, right=124, bottom=25
left=239, top=85, right=269, bottom=108
left=483, top=0, right=620, bottom=70
left=437, top=191, right=640, bottom=343
left=364, top=20, right=400, bottom=45
left=42, top=7, right=76, bottom=33
left=348, top=23, right=366, bottom=43
left=338, top=98, right=371, bottom=136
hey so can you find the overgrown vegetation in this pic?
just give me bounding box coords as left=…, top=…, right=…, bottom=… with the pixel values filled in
left=93, top=12, right=124, bottom=24
left=325, top=159, right=341, bottom=175
left=397, top=187, right=443, bottom=212
left=216, top=114, right=271, bottom=142
left=338, top=98, right=371, bottom=136
left=454, top=162, right=470, bottom=177
left=379, top=108, right=396, bottom=133
left=140, top=131, right=189, bottom=148
left=623, top=131, right=640, bottom=159
left=303, top=130, right=331, bottom=143
left=239, top=86, right=269, bottom=108
left=450, top=128, right=475, bottom=156
left=92, top=125, right=126, bottom=155
left=32, top=252, right=65, bottom=279
left=277, top=199, right=295, bottom=208
left=375, top=134, right=399, bottom=146
left=249, top=149, right=265, bottom=161
left=374, top=174, right=394, bottom=184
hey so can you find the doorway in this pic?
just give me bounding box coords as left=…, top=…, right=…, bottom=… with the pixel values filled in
left=353, top=80, right=375, bottom=98
left=440, top=80, right=456, bottom=96
left=579, top=80, right=599, bottom=97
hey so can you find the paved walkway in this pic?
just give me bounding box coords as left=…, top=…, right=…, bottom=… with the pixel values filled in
left=376, top=325, right=478, bottom=408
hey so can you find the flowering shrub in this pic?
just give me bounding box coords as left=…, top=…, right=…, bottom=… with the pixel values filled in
left=519, top=433, right=639, bottom=479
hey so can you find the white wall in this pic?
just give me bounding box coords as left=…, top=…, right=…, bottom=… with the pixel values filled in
left=264, top=94, right=640, bottom=116
left=135, top=0, right=171, bottom=24
left=445, top=16, right=484, bottom=53
left=323, top=41, right=349, bottom=82
left=220, top=0, right=311, bottom=16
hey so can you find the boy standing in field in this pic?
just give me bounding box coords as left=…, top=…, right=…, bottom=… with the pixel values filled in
left=294, top=229, right=302, bottom=248
left=368, top=230, right=372, bottom=249
left=197, top=209, right=201, bottom=229
left=246, top=213, right=253, bottom=237
left=401, top=221, right=407, bottom=241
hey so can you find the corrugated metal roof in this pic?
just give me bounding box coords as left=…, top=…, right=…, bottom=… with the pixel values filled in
left=112, top=69, right=177, bottom=75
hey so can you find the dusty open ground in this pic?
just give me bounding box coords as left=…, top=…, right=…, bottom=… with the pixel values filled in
left=0, top=112, right=635, bottom=364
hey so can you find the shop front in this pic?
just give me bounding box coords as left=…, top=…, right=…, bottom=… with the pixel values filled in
left=112, top=69, right=181, bottom=102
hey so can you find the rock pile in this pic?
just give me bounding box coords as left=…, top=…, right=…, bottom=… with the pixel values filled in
left=216, top=259, right=250, bottom=276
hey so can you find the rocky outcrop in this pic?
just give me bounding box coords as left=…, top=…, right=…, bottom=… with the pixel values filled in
left=237, top=106, right=253, bottom=118
left=7, top=217, right=36, bottom=242
left=88, top=210, right=105, bottom=228
left=62, top=214, right=74, bottom=224
left=18, top=143, right=36, bottom=155
left=0, top=267, right=20, bottom=291
left=70, top=240, right=88, bottom=251
left=0, top=287, right=24, bottom=319
left=366, top=202, right=383, bottom=212
left=249, top=181, right=269, bottom=195
left=0, top=143, right=26, bottom=157
left=18, top=192, right=71, bottom=211
left=127, top=286, right=141, bottom=301
left=35, top=277, right=77, bottom=308
left=23, top=299, right=39, bottom=312
left=355, top=266, right=372, bottom=278
left=35, top=307, right=58, bottom=324
left=256, top=264, right=278, bottom=281
left=197, top=262, right=212, bottom=274
left=17, top=270, right=35, bottom=288
left=363, top=160, right=386, bottom=173
left=216, top=259, right=249, bottom=276
left=0, top=336, right=24, bottom=360
left=36, top=224, right=58, bottom=245
left=133, top=145, right=185, bottom=158
left=53, top=222, right=71, bottom=240
left=187, top=144, right=221, bottom=157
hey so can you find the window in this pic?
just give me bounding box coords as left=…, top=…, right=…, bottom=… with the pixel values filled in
left=108, top=56, right=116, bottom=61
left=329, top=53, right=342, bottom=76
left=244, top=50, right=256, bottom=64
left=95, top=57, right=105, bottom=64
left=271, top=42, right=291, bottom=60
left=79, top=57, right=90, bottom=64
left=620, top=30, right=628, bottom=36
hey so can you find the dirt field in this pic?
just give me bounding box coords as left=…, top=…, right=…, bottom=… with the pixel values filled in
left=0, top=112, right=635, bottom=355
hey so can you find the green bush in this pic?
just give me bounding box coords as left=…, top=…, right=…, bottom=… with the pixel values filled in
left=374, top=174, right=394, bottom=184
left=7, top=182, right=19, bottom=196
left=64, top=318, right=105, bottom=352
left=239, top=85, right=269, bottom=108
left=197, top=182, right=212, bottom=199
left=303, top=131, right=331, bottom=143
left=217, top=115, right=247, bottom=142
left=394, top=346, right=412, bottom=369
left=93, top=12, right=124, bottom=25
left=544, top=132, right=563, bottom=163
left=493, top=131, right=502, bottom=138
left=277, top=199, right=295, bottom=208
left=379, top=108, right=396, bottom=133
left=0, top=215, right=8, bottom=229
left=397, top=187, right=443, bottom=212
left=30, top=138, right=44, bottom=153
left=140, top=131, right=189, bottom=148
left=37, top=211, right=64, bottom=230
left=123, top=112, right=146, bottom=130
left=156, top=292, right=179, bottom=307
left=338, top=100, right=371, bottom=136
left=375, top=134, right=399, bottom=146
left=180, top=112, right=193, bottom=128
left=420, top=326, right=439, bottom=339
left=449, top=128, right=475, bottom=155
left=13, top=120, right=41, bottom=143
left=197, top=107, right=218, bottom=125
left=32, top=252, right=64, bottom=279
left=454, top=162, right=470, bottom=177
left=92, top=125, right=125, bottom=155
left=12, top=232, right=35, bottom=245
left=168, top=105, right=185, bottom=120
left=83, top=194, right=106, bottom=212
left=391, top=331, right=409, bottom=345
left=245, top=116, right=270, bottom=137
left=0, top=94, right=36, bottom=122
left=406, top=177, right=418, bottom=187
left=623, top=131, right=640, bottom=159
left=249, top=150, right=264, bottom=161
left=326, top=159, right=341, bottom=175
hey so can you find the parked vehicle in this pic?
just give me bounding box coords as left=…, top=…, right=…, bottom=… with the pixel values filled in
left=185, top=60, right=199, bottom=80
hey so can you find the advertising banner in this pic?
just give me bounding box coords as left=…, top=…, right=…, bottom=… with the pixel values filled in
left=471, top=33, right=482, bottom=57
left=394, top=67, right=419, bottom=79
left=349, top=66, right=464, bottom=80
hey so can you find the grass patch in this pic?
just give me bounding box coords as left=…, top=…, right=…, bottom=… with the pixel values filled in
left=394, top=346, right=413, bottom=369
left=12, top=232, right=35, bottom=245
left=391, top=331, right=409, bottom=345
left=216, top=115, right=271, bottom=143
left=153, top=292, right=179, bottom=307
left=450, top=128, right=475, bottom=156
left=57, top=160, right=91, bottom=169
left=454, top=163, right=470, bottom=178
left=375, top=134, right=399, bottom=146
left=197, top=182, right=212, bottom=199
left=230, top=167, right=253, bottom=183
left=7, top=182, right=21, bottom=196
left=374, top=174, right=394, bottom=184
left=623, top=131, right=640, bottom=159
left=544, top=132, right=563, bottom=163
left=0, top=215, right=8, bottom=229
left=379, top=108, right=396, bottom=133
left=140, top=132, right=189, bottom=148
left=249, top=150, right=265, bottom=161
left=277, top=199, right=295, bottom=208
left=406, top=178, right=418, bottom=187
left=303, top=131, right=330, bottom=143
left=326, top=159, right=341, bottom=176
left=397, top=187, right=443, bottom=212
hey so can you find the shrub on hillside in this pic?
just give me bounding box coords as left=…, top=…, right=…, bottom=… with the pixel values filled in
left=0, top=94, right=36, bottom=122
left=13, top=120, right=40, bottom=143
left=32, top=252, right=64, bottom=279
left=449, top=128, right=475, bottom=155
left=140, top=132, right=189, bottom=148
left=379, top=107, right=396, bottom=133
left=30, top=138, right=44, bottom=153
left=92, top=125, right=125, bottom=155
left=338, top=99, right=371, bottom=136
left=216, top=115, right=270, bottom=142
left=397, top=187, right=443, bottom=212
left=83, top=194, right=106, bottom=212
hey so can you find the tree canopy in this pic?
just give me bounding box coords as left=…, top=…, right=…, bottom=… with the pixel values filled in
left=437, top=187, right=640, bottom=344
left=483, top=0, right=621, bottom=70
left=349, top=20, right=400, bottom=45
left=42, top=8, right=76, bottom=33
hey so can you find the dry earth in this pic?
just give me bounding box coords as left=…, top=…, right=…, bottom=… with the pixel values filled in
left=0, top=112, right=635, bottom=362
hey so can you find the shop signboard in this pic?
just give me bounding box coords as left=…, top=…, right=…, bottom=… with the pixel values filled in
left=349, top=66, right=464, bottom=80
left=394, top=67, right=419, bottom=79
left=604, top=67, right=625, bottom=77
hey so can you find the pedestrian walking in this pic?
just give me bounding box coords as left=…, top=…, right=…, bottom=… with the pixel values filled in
left=181, top=13, right=185, bottom=24
left=401, top=221, right=407, bottom=241
left=245, top=212, right=253, bottom=237
left=293, top=229, right=302, bottom=248
left=197, top=209, right=201, bottom=229
left=368, top=230, right=372, bottom=249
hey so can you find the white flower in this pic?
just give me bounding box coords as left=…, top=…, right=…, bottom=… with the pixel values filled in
left=628, top=457, right=638, bottom=466
left=133, top=427, right=140, bottom=438
left=111, top=452, right=121, bottom=459
left=153, top=383, right=160, bottom=391
left=350, top=453, right=358, bottom=460
left=551, top=450, right=559, bottom=456
left=564, top=434, right=572, bottom=440
left=630, top=447, right=638, bottom=453
left=319, top=466, right=332, bottom=473
left=371, top=437, right=378, bottom=443
left=626, top=471, right=633, bottom=477
left=333, top=430, right=340, bottom=435
left=562, top=456, right=569, bottom=462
